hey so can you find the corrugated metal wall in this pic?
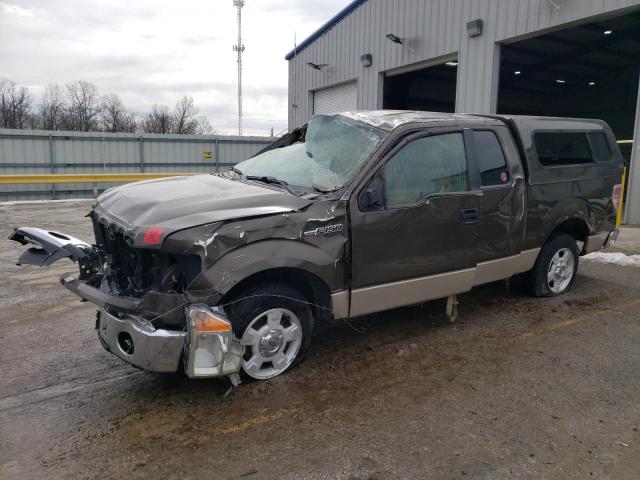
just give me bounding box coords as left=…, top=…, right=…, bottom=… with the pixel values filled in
left=0, top=129, right=273, bottom=200
left=288, top=0, right=640, bottom=128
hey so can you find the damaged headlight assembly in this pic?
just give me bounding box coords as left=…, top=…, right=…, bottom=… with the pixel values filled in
left=184, top=304, right=242, bottom=384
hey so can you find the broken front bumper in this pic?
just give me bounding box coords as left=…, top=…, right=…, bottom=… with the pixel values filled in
left=11, top=226, right=242, bottom=380
left=97, top=308, right=186, bottom=372
left=96, top=306, right=242, bottom=377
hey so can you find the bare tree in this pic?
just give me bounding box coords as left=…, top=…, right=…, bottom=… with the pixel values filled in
left=142, top=104, right=173, bottom=134
left=194, top=115, right=213, bottom=134
left=39, top=83, right=66, bottom=130
left=172, top=95, right=200, bottom=134
left=0, top=76, right=217, bottom=134
left=66, top=80, right=101, bottom=131
left=100, top=93, right=137, bottom=132
left=142, top=99, right=214, bottom=135
left=0, top=78, right=35, bottom=129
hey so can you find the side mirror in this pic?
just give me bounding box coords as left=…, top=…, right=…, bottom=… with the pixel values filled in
left=360, top=176, right=385, bottom=211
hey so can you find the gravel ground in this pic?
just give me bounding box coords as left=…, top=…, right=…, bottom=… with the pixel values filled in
left=1, top=200, right=639, bottom=480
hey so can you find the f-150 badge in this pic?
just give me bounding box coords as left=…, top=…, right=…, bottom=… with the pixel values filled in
left=304, top=224, right=344, bottom=237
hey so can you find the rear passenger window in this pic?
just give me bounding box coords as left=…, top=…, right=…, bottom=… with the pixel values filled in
left=474, top=130, right=510, bottom=186
left=587, top=132, right=612, bottom=163
left=534, top=132, right=593, bottom=166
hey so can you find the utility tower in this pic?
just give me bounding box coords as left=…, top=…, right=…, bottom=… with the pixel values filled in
left=233, top=0, right=245, bottom=136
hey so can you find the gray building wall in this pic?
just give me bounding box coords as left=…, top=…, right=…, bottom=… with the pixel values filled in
left=0, top=129, right=272, bottom=200
left=287, top=0, right=640, bottom=223
left=288, top=0, right=640, bottom=126
left=626, top=77, right=640, bottom=224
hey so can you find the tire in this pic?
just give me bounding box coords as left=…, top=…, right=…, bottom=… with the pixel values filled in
left=529, top=233, right=579, bottom=297
left=225, top=284, right=314, bottom=381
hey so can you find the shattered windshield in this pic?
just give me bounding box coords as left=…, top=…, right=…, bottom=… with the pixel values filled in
left=234, top=114, right=385, bottom=192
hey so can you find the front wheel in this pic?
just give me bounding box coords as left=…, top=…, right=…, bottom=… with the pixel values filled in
left=225, top=284, right=314, bottom=381
left=529, top=233, right=579, bottom=297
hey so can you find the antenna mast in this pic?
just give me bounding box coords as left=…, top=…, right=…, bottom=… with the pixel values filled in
left=233, top=0, right=245, bottom=136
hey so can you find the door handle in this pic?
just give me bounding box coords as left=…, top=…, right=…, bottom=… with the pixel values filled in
left=460, top=208, right=479, bottom=225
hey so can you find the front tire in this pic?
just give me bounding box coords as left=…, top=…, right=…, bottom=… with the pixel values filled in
left=529, top=233, right=579, bottom=297
left=225, top=284, right=314, bottom=381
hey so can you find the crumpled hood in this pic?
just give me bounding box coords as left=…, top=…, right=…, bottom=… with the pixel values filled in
left=93, top=174, right=312, bottom=235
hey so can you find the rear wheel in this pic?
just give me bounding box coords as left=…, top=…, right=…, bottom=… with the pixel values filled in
left=529, top=233, right=579, bottom=297
left=225, top=284, right=313, bottom=381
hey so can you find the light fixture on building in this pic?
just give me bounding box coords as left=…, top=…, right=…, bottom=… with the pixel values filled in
left=360, top=53, right=373, bottom=67
left=556, top=79, right=566, bottom=84
left=445, top=61, right=458, bottom=67
left=307, top=62, right=328, bottom=70
left=589, top=82, right=596, bottom=86
left=385, top=33, right=403, bottom=45
left=514, top=70, right=522, bottom=75
left=604, top=29, right=613, bottom=35
left=467, top=19, right=483, bottom=37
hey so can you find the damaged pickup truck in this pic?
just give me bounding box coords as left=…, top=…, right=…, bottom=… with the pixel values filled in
left=11, top=111, right=624, bottom=384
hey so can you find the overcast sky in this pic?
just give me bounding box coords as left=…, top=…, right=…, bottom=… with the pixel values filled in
left=0, top=0, right=347, bottom=135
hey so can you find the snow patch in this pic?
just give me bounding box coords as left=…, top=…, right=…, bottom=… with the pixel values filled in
left=583, top=252, right=640, bottom=267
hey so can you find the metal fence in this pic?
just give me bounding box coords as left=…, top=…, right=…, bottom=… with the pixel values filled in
left=0, top=129, right=274, bottom=200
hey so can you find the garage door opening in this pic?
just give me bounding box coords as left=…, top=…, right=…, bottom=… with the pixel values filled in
left=498, top=11, right=640, bottom=163
left=383, top=61, right=458, bottom=112
left=313, top=81, right=357, bottom=115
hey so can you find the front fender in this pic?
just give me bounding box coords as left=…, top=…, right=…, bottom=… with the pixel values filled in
left=200, top=239, right=345, bottom=295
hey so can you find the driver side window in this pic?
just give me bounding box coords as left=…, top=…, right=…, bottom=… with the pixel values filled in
left=384, top=132, right=468, bottom=207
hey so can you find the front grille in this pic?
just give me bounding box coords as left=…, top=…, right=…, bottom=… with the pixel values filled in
left=92, top=217, right=199, bottom=298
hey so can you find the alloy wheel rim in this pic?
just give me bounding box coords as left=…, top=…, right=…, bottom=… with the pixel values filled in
left=547, top=248, right=575, bottom=293
left=240, top=308, right=302, bottom=380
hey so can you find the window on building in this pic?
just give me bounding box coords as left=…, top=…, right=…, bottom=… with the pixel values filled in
left=384, top=132, right=468, bottom=207
left=474, top=130, right=510, bottom=186
left=534, top=132, right=594, bottom=166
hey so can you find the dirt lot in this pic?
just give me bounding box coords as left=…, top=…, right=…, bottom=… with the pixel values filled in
left=1, top=200, right=639, bottom=480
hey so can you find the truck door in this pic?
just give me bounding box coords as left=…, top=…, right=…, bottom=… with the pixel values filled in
left=470, top=127, right=526, bottom=263
left=348, top=128, right=482, bottom=317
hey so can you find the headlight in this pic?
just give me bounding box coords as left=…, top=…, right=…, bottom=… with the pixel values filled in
left=184, top=304, right=242, bottom=378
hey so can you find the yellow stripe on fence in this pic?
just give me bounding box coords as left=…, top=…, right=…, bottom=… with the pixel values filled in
left=0, top=173, right=196, bottom=185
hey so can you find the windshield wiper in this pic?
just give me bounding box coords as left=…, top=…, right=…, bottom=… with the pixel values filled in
left=246, top=175, right=298, bottom=196
left=230, top=166, right=243, bottom=176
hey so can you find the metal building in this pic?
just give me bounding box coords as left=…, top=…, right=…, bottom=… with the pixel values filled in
left=286, top=0, right=640, bottom=223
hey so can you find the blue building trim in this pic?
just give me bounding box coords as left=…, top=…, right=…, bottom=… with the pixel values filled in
left=284, top=0, right=367, bottom=60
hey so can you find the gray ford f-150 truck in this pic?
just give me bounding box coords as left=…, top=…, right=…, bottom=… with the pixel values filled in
left=11, top=111, right=624, bottom=383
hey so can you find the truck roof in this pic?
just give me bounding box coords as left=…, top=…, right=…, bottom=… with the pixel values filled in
left=341, top=110, right=609, bottom=132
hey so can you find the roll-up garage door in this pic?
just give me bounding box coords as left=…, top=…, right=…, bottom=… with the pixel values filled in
left=313, top=81, right=357, bottom=115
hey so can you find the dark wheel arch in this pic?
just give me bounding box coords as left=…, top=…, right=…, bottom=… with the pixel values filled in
left=541, top=217, right=590, bottom=254
left=221, top=267, right=333, bottom=323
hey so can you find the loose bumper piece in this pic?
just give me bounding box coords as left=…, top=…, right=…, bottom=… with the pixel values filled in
left=10, top=227, right=100, bottom=273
